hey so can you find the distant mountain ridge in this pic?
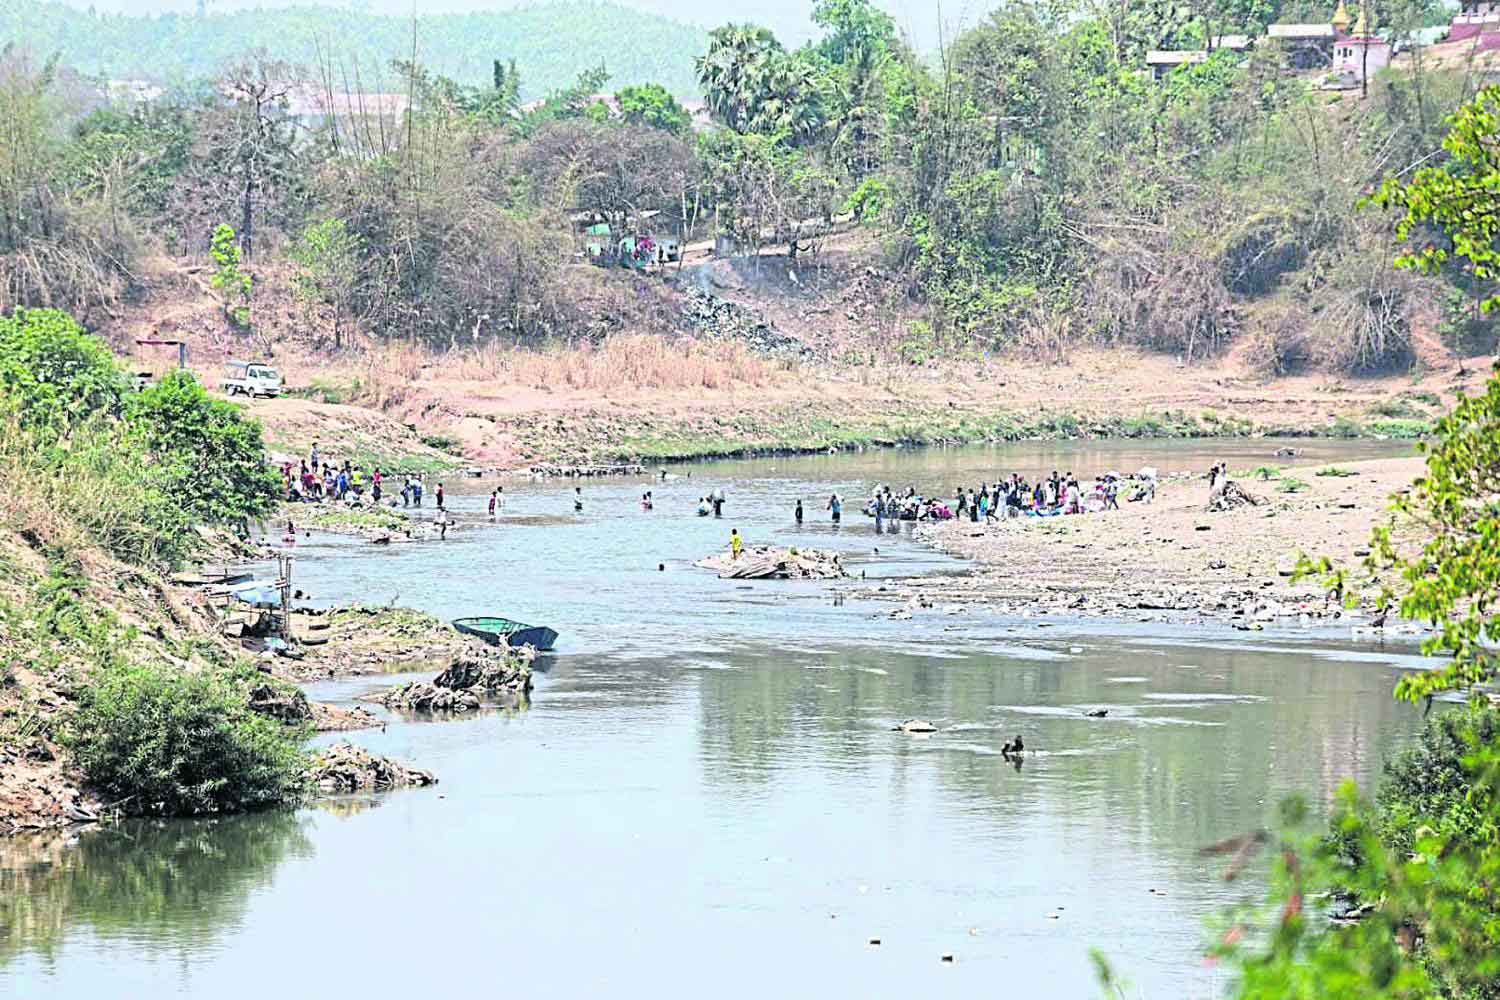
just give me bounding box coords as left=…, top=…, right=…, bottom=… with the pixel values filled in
left=0, top=0, right=708, bottom=98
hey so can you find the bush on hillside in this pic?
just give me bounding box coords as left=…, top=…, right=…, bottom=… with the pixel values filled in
left=127, top=370, right=281, bottom=526
left=0, top=307, right=125, bottom=434
left=62, top=661, right=307, bottom=817
left=1087, top=237, right=1235, bottom=361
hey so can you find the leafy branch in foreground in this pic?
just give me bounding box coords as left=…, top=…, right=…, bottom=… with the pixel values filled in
left=1373, top=85, right=1500, bottom=320
left=1206, top=708, right=1500, bottom=1000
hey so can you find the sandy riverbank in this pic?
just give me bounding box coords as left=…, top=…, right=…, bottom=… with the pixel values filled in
left=854, top=455, right=1427, bottom=626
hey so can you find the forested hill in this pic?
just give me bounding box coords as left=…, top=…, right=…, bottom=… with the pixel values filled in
left=0, top=0, right=707, bottom=97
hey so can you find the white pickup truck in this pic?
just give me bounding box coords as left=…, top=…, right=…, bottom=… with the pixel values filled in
left=221, top=360, right=283, bottom=399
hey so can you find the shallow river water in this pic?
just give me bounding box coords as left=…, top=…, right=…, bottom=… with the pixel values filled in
left=2, top=439, right=1429, bottom=999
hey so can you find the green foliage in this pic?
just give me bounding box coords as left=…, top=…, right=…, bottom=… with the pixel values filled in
left=698, top=24, right=826, bottom=141
left=843, top=175, right=889, bottom=223
left=62, top=660, right=306, bottom=817
left=1377, top=706, right=1500, bottom=861
left=1362, top=367, right=1500, bottom=701
left=0, top=415, right=194, bottom=567
left=616, top=83, right=691, bottom=133
left=208, top=223, right=251, bottom=327
left=0, top=307, right=124, bottom=435
left=1370, top=397, right=1425, bottom=419
left=127, top=370, right=280, bottom=526
left=418, top=433, right=463, bottom=454
left=0, top=310, right=277, bottom=563
left=515, top=63, right=612, bottom=135
left=1277, top=475, right=1309, bottom=493
left=1315, top=466, right=1357, bottom=477
left=1252, top=465, right=1283, bottom=480
left=289, top=217, right=363, bottom=347
left=1213, top=708, right=1500, bottom=1000
left=1365, top=417, right=1433, bottom=439
left=1374, top=86, right=1500, bottom=316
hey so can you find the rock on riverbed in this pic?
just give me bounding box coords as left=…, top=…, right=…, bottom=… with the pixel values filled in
left=695, top=545, right=847, bottom=580
left=305, top=743, right=436, bottom=792
left=377, top=650, right=533, bottom=713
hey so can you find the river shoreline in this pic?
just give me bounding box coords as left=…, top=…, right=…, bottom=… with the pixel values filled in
left=851, top=455, right=1426, bottom=631
left=0, top=593, right=529, bottom=835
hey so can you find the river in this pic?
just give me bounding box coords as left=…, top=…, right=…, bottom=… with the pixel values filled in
left=1, top=439, right=1429, bottom=999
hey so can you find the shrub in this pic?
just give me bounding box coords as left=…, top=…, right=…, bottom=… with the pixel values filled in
left=1377, top=705, right=1500, bottom=859
left=0, top=307, right=125, bottom=435
left=1366, top=417, right=1432, bottom=439
left=418, top=433, right=464, bottom=455
left=1315, top=466, right=1357, bottom=477
left=127, top=370, right=280, bottom=526
left=1277, top=476, right=1309, bottom=493
left=62, top=661, right=306, bottom=816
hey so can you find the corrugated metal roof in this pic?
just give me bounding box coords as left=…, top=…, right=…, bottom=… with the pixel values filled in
left=1269, top=23, right=1336, bottom=38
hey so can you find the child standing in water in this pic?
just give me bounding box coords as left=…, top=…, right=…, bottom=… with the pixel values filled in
left=488, top=489, right=498, bottom=519
left=574, top=487, right=583, bottom=512
left=795, top=499, right=803, bottom=524
left=730, top=528, right=743, bottom=560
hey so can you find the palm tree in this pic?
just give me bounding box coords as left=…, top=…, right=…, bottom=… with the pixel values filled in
left=697, top=24, right=781, bottom=132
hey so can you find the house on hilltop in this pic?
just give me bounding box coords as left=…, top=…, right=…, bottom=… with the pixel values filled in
left=1145, top=36, right=1250, bottom=79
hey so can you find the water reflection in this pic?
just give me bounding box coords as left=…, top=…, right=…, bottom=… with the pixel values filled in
left=1, top=812, right=313, bottom=966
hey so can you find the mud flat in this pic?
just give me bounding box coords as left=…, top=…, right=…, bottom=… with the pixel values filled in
left=860, top=456, right=1427, bottom=626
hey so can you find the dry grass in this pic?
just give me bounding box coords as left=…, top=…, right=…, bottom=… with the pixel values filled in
left=344, top=333, right=783, bottom=403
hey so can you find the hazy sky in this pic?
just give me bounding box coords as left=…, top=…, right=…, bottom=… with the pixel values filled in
left=62, top=0, right=983, bottom=49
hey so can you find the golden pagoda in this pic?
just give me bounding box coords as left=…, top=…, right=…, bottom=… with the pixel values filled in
left=1351, top=6, right=1370, bottom=36
left=1332, top=0, right=1351, bottom=32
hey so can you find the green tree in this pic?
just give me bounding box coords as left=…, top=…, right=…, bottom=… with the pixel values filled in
left=209, top=222, right=252, bottom=328
left=289, top=217, right=363, bottom=348
left=0, top=307, right=125, bottom=435
left=811, top=0, right=896, bottom=65
left=1362, top=86, right=1500, bottom=701
left=127, top=370, right=280, bottom=527
left=1211, top=709, right=1500, bottom=1000
left=616, top=83, right=691, bottom=134
left=1374, top=85, right=1500, bottom=354
left=697, top=24, right=783, bottom=133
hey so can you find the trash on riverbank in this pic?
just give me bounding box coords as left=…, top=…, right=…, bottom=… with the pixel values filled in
left=305, top=743, right=436, bottom=792
left=695, top=545, right=847, bottom=580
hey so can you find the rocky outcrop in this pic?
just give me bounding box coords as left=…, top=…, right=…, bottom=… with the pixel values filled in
left=433, top=651, right=534, bottom=696
left=377, top=649, right=532, bottom=713
left=247, top=682, right=312, bottom=724
left=305, top=743, right=436, bottom=793
left=378, top=682, right=481, bottom=713
left=695, top=545, right=846, bottom=580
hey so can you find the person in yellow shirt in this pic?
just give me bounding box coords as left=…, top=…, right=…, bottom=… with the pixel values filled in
left=730, top=528, right=743, bottom=560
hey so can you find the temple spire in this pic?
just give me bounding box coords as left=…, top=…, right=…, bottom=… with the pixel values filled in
left=1332, top=0, right=1351, bottom=32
